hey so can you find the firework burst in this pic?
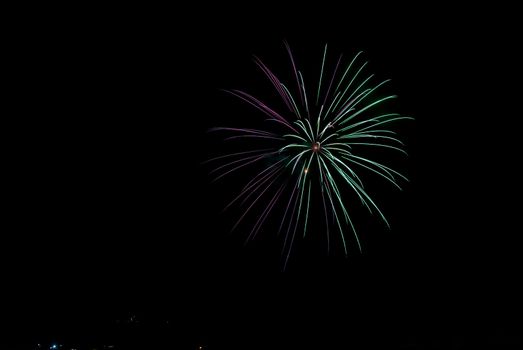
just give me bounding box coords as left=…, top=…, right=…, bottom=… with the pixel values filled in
left=206, top=42, right=412, bottom=268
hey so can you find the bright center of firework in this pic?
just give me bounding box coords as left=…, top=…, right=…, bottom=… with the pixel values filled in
left=312, top=142, right=321, bottom=153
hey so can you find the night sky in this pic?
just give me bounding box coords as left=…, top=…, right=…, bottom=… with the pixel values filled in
left=4, top=4, right=521, bottom=349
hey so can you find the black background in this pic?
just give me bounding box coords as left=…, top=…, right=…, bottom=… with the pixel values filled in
left=4, top=4, right=521, bottom=349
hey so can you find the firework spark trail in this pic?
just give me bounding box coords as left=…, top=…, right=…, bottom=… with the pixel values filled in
left=207, top=42, right=413, bottom=268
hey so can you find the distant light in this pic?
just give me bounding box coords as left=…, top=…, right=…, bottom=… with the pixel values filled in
left=50, top=345, right=58, bottom=350
left=304, top=168, right=308, bottom=173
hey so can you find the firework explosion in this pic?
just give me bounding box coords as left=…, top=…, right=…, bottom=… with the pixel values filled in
left=207, top=42, right=412, bottom=268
